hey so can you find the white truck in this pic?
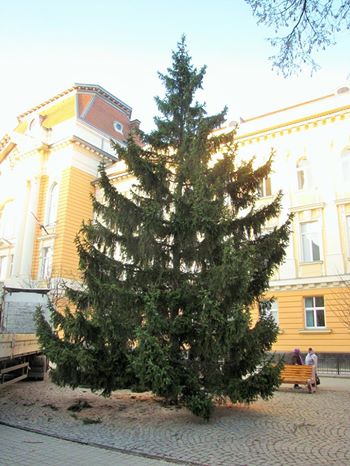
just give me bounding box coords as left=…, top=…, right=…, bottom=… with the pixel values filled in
left=0, top=285, right=49, bottom=387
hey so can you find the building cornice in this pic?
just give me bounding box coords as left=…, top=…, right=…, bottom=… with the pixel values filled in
left=17, top=83, right=133, bottom=121
left=270, top=274, right=350, bottom=292
left=49, top=135, right=117, bottom=162
left=242, top=93, right=335, bottom=124
left=237, top=106, right=350, bottom=145
left=335, top=197, right=350, bottom=206
left=71, top=135, right=117, bottom=161
left=0, top=133, right=11, bottom=151
left=74, top=83, right=132, bottom=117
left=290, top=202, right=326, bottom=213
left=0, top=139, right=16, bottom=163
left=75, top=118, right=126, bottom=149
left=17, top=87, right=76, bottom=119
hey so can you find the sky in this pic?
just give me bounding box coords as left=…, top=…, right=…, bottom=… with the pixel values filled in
left=1, top=0, right=349, bottom=137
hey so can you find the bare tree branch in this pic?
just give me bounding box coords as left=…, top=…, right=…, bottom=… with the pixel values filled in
left=328, top=276, right=350, bottom=329
left=245, top=0, right=350, bottom=76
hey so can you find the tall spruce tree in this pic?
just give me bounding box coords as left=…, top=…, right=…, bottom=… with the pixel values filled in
left=36, top=37, right=292, bottom=419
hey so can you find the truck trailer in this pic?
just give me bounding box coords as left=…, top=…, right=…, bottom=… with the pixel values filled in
left=0, top=286, right=49, bottom=387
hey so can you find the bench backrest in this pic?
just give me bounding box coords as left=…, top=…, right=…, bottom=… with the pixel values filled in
left=281, top=364, right=315, bottom=383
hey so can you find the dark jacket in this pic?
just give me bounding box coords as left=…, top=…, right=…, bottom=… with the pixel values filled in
left=291, top=352, right=303, bottom=365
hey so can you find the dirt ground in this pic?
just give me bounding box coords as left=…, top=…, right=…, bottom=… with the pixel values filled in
left=0, top=375, right=189, bottom=427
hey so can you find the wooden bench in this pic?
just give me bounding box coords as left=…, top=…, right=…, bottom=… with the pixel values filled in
left=280, top=364, right=317, bottom=393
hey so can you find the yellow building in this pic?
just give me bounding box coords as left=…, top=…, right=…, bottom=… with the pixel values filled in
left=234, top=84, right=350, bottom=356
left=1, top=83, right=349, bottom=358
left=0, top=83, right=139, bottom=288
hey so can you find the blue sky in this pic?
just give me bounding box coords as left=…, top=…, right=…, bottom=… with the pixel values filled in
left=1, top=0, right=349, bottom=136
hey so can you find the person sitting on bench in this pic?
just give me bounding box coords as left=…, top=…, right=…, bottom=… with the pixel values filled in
left=291, top=348, right=304, bottom=389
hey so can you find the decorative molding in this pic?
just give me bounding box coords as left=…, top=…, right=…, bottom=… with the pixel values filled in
left=48, top=136, right=117, bottom=162
left=335, top=197, right=350, bottom=206
left=17, top=83, right=133, bottom=120
left=298, top=328, right=332, bottom=334
left=75, top=118, right=126, bottom=151
left=236, top=107, right=350, bottom=146
left=290, top=202, right=326, bottom=213
left=71, top=135, right=116, bottom=161
left=108, top=171, right=133, bottom=182
left=270, top=278, right=350, bottom=292
left=75, top=83, right=132, bottom=117
left=0, top=134, right=11, bottom=151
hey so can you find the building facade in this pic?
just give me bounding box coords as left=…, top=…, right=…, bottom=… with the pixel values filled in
left=1, top=83, right=349, bottom=355
left=234, top=84, right=350, bottom=355
left=0, top=83, right=139, bottom=288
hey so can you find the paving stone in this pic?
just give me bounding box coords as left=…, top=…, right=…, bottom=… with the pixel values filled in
left=0, top=377, right=349, bottom=465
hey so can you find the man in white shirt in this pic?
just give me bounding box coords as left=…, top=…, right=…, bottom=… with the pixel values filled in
left=305, top=347, right=320, bottom=385
left=305, top=347, right=318, bottom=367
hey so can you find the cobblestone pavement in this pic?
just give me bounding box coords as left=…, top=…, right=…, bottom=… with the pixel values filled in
left=0, top=377, right=349, bottom=466
left=0, top=424, right=191, bottom=466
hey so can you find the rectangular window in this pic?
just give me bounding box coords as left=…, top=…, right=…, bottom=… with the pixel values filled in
left=300, top=221, right=321, bottom=262
left=40, top=247, right=53, bottom=279
left=0, top=256, right=6, bottom=281
left=46, top=183, right=58, bottom=226
left=2, top=202, right=16, bottom=239
left=346, top=215, right=350, bottom=256
left=297, top=169, right=305, bottom=190
left=258, top=177, right=272, bottom=197
left=259, top=299, right=278, bottom=324
left=8, top=254, right=14, bottom=277
left=304, top=296, right=325, bottom=328
left=341, top=151, right=350, bottom=184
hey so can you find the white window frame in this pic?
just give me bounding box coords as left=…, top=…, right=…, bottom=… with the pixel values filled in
left=297, top=170, right=305, bottom=190
left=269, top=300, right=278, bottom=324
left=8, top=254, right=14, bottom=277
left=258, top=176, right=272, bottom=198
left=1, top=201, right=16, bottom=239
left=304, top=296, right=326, bottom=329
left=259, top=299, right=278, bottom=324
left=296, top=157, right=312, bottom=191
left=346, top=215, right=350, bottom=257
left=0, top=255, right=7, bottom=281
left=46, top=183, right=59, bottom=226
left=300, top=221, right=322, bottom=262
left=113, top=121, right=124, bottom=134
left=40, top=246, right=53, bottom=279
left=341, top=149, right=350, bottom=184
left=296, top=161, right=305, bottom=190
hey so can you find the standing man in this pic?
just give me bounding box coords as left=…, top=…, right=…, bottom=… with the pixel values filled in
left=305, top=347, right=318, bottom=366
left=305, top=347, right=319, bottom=385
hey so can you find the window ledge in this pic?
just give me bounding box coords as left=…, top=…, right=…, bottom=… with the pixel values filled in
left=38, top=233, right=56, bottom=240
left=298, top=328, right=332, bottom=334
left=300, top=261, right=323, bottom=265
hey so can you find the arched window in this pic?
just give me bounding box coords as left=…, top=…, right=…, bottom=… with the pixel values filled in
left=1, top=201, right=15, bottom=239
left=345, top=214, right=350, bottom=256
left=46, top=183, right=58, bottom=226
left=296, top=157, right=309, bottom=190
left=257, top=176, right=272, bottom=197
left=0, top=255, right=7, bottom=280
left=341, top=149, right=350, bottom=183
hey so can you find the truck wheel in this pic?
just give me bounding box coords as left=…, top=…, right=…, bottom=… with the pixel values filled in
left=28, top=355, right=47, bottom=380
